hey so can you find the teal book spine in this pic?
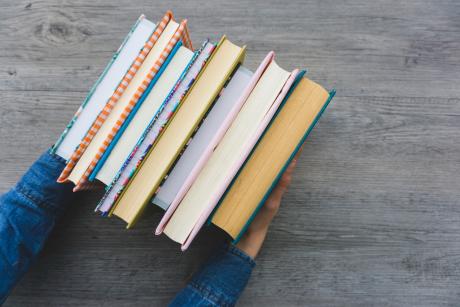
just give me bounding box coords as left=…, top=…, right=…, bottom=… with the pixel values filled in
left=88, top=40, right=183, bottom=181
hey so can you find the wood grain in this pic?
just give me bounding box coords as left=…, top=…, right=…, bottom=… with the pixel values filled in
left=1, top=0, right=460, bottom=305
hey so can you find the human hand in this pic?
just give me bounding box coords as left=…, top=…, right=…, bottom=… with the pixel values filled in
left=236, top=148, right=302, bottom=258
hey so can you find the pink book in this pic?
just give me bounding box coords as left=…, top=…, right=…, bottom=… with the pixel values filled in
left=180, top=69, right=299, bottom=250
left=155, top=51, right=275, bottom=235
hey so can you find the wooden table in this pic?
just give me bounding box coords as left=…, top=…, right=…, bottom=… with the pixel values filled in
left=1, top=0, right=459, bottom=305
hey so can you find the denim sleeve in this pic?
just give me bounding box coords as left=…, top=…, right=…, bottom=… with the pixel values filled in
left=0, top=151, right=73, bottom=303
left=170, top=244, right=256, bottom=307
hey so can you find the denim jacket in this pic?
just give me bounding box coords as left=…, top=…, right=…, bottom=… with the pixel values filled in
left=0, top=151, right=255, bottom=306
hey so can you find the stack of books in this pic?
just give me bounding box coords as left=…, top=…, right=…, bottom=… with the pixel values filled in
left=52, top=11, right=335, bottom=250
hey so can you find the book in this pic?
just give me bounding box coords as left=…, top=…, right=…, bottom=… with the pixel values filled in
left=155, top=51, right=276, bottom=235
left=96, top=40, right=215, bottom=214
left=111, top=36, right=246, bottom=227
left=162, top=59, right=298, bottom=250
left=57, top=12, right=181, bottom=187
left=52, top=16, right=156, bottom=160
left=92, top=44, right=194, bottom=185
left=152, top=65, right=254, bottom=210
left=211, top=76, right=335, bottom=241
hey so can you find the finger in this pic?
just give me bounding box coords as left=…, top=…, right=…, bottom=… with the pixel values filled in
left=274, top=155, right=298, bottom=193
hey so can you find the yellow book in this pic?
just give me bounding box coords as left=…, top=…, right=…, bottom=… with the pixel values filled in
left=112, top=36, right=246, bottom=227
left=212, top=76, right=333, bottom=240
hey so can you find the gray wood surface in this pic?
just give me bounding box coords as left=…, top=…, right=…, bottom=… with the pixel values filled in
left=1, top=0, right=460, bottom=305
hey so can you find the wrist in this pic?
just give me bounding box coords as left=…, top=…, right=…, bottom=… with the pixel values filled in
left=236, top=227, right=269, bottom=259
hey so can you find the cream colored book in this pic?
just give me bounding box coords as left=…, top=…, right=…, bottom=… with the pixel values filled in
left=111, top=36, right=246, bottom=227
left=66, top=20, right=179, bottom=184
left=163, top=60, right=291, bottom=246
left=95, top=46, right=194, bottom=185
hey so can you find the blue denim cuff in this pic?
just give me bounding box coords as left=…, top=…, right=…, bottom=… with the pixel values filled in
left=187, top=243, right=255, bottom=306
left=14, top=150, right=73, bottom=214
left=224, top=244, right=256, bottom=267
